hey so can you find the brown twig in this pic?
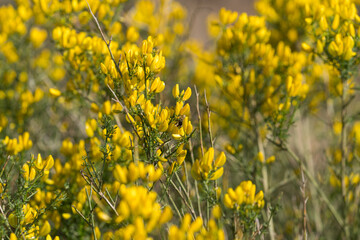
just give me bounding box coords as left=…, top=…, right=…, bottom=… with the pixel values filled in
left=204, top=90, right=214, bottom=148
left=284, top=146, right=345, bottom=229
left=194, top=85, right=204, bottom=156
left=72, top=205, right=92, bottom=227
left=0, top=156, right=10, bottom=179
left=340, top=76, right=350, bottom=238
left=300, top=167, right=308, bottom=240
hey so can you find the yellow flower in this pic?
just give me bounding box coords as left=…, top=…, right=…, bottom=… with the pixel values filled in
left=301, top=42, right=312, bottom=52
left=49, top=88, right=61, bottom=98
left=191, top=148, right=226, bottom=181
left=266, top=155, right=276, bottom=164
left=10, top=233, right=17, bottom=240
left=224, top=180, right=265, bottom=210
left=158, top=206, right=173, bottom=224
left=39, top=220, right=51, bottom=236
left=333, top=121, right=342, bottom=135
left=212, top=205, right=222, bottom=219
left=22, top=163, right=36, bottom=182
left=30, top=27, right=47, bottom=48
left=126, top=26, right=139, bottom=42
left=9, top=204, right=38, bottom=227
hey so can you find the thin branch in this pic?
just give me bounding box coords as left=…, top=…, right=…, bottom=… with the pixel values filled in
left=85, top=186, right=97, bottom=240
left=72, top=205, right=92, bottom=227
left=204, top=90, right=214, bottom=148
left=268, top=174, right=296, bottom=194
left=107, top=84, right=141, bottom=139
left=105, top=187, right=116, bottom=206
left=194, top=85, right=204, bottom=156
left=0, top=156, right=10, bottom=179
left=255, top=119, right=275, bottom=240
left=80, top=170, right=119, bottom=216
left=300, top=167, right=308, bottom=240
left=0, top=204, right=13, bottom=232
left=170, top=180, right=196, bottom=220
left=340, top=77, right=350, bottom=239
left=285, top=146, right=345, bottom=229
left=161, top=180, right=182, bottom=219
left=174, top=172, right=196, bottom=217
left=189, top=139, right=203, bottom=220
left=86, top=1, right=123, bottom=79
left=183, top=156, right=190, bottom=195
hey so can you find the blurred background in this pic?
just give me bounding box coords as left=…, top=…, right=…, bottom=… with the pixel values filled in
left=178, top=0, right=255, bottom=40
left=0, top=0, right=255, bottom=41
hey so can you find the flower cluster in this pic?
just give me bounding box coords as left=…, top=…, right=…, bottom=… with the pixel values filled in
left=213, top=10, right=308, bottom=125
left=191, top=147, right=226, bottom=181
left=168, top=213, right=225, bottom=240
left=5, top=0, right=360, bottom=239
left=111, top=185, right=173, bottom=239
left=113, top=162, right=162, bottom=184
left=255, top=0, right=320, bottom=46
left=224, top=181, right=265, bottom=210
left=2, top=132, right=33, bottom=155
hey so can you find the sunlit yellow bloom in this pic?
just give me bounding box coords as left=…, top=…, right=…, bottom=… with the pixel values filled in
left=224, top=180, right=265, bottom=210
left=191, top=147, right=226, bottom=181
left=49, top=88, right=61, bottom=97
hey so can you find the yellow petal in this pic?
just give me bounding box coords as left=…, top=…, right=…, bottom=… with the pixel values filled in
left=159, top=206, right=173, bottom=224
left=182, top=87, right=192, bottom=101
left=224, top=194, right=234, bottom=209
left=214, top=152, right=226, bottom=167
left=209, top=167, right=224, bottom=180
left=9, top=213, right=18, bottom=228
left=203, top=147, right=214, bottom=169
left=39, top=220, right=51, bottom=236
left=35, top=153, right=44, bottom=169
left=49, top=88, right=61, bottom=97
left=45, top=155, right=54, bottom=170
left=10, top=233, right=17, bottom=240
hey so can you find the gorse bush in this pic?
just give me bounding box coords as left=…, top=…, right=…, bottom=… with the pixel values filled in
left=1, top=0, right=360, bottom=239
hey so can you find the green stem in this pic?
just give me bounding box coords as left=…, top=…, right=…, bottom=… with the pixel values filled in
left=0, top=204, right=13, bottom=233
left=340, top=75, right=350, bottom=238
left=170, top=179, right=196, bottom=219
left=161, top=181, right=182, bottom=219
left=86, top=186, right=97, bottom=240
left=195, top=85, right=204, bottom=156
left=189, top=139, right=202, bottom=220
left=169, top=194, right=182, bottom=219
left=302, top=117, right=323, bottom=234
left=183, top=157, right=190, bottom=194
left=204, top=182, right=210, bottom=226
left=175, top=172, right=195, bottom=213
left=256, top=126, right=275, bottom=240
